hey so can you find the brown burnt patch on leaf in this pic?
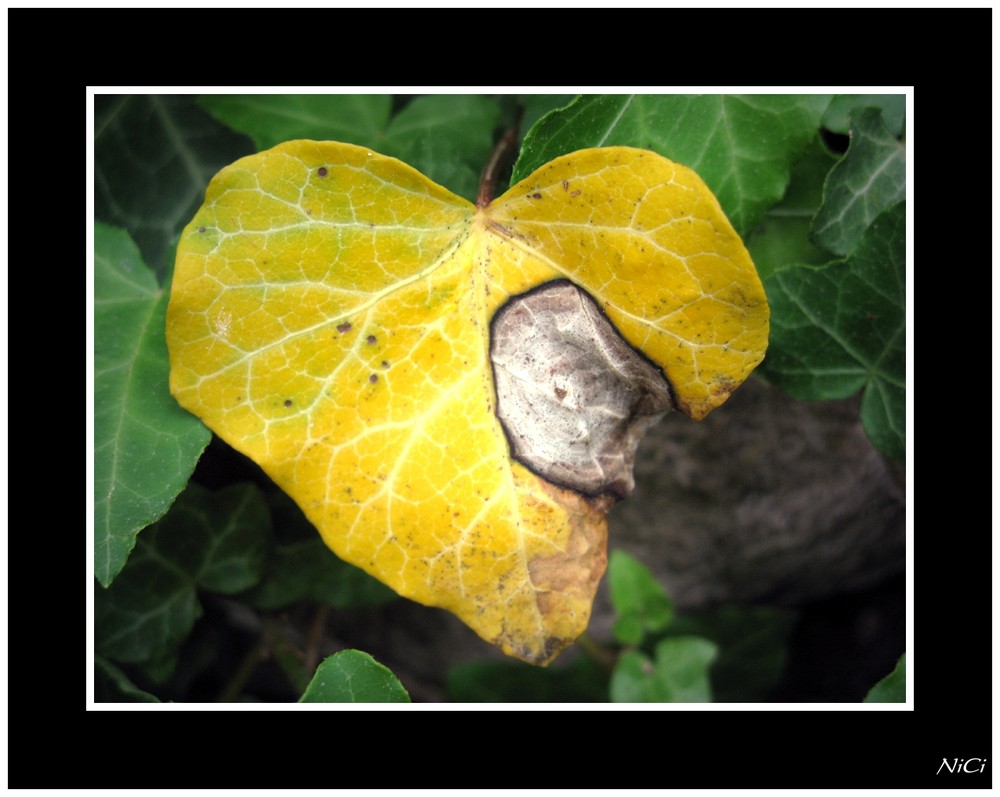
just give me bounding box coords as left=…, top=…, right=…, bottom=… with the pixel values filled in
left=492, top=479, right=611, bottom=666
left=490, top=280, right=674, bottom=498
left=528, top=480, right=610, bottom=613
left=676, top=375, right=739, bottom=420
left=710, top=375, right=738, bottom=405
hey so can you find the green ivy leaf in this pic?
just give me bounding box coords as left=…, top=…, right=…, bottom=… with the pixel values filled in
left=152, top=482, right=271, bottom=593
left=518, top=93, right=578, bottom=133
left=241, top=493, right=396, bottom=610
left=610, top=637, right=718, bottom=703
left=95, top=655, right=160, bottom=703
left=94, top=223, right=211, bottom=586
left=199, top=94, right=393, bottom=150
left=512, top=93, right=832, bottom=236
left=200, top=94, right=500, bottom=203
left=607, top=550, right=674, bottom=645
left=135, top=651, right=179, bottom=685
left=244, top=538, right=397, bottom=610
left=94, top=545, right=200, bottom=664
left=761, top=203, right=905, bottom=461
left=95, top=483, right=271, bottom=663
left=667, top=606, right=797, bottom=702
left=824, top=94, right=906, bottom=137
left=812, top=108, right=905, bottom=257
left=299, top=650, right=410, bottom=703
left=95, top=95, right=254, bottom=280
left=378, top=94, right=500, bottom=202
left=864, top=653, right=906, bottom=703
left=747, top=135, right=839, bottom=280
left=446, top=656, right=608, bottom=703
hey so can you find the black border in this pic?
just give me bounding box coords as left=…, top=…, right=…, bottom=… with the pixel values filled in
left=51, top=6, right=990, bottom=790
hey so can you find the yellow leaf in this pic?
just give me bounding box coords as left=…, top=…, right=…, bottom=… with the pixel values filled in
left=167, top=141, right=768, bottom=665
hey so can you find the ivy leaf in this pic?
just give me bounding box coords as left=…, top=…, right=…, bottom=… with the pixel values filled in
left=95, top=482, right=270, bottom=663
left=824, top=94, right=906, bottom=137
left=134, top=651, right=179, bottom=686
left=94, top=545, right=200, bottom=664
left=95, top=95, right=254, bottom=280
left=299, top=650, right=410, bottom=703
left=94, top=223, right=211, bottom=586
left=244, top=537, right=397, bottom=610
left=512, top=94, right=832, bottom=236
left=761, top=203, right=905, bottom=461
left=812, top=108, right=905, bottom=257
left=610, top=637, right=718, bottom=703
left=167, top=141, right=768, bottom=664
left=607, top=549, right=674, bottom=645
left=153, top=482, right=270, bottom=593
left=863, top=653, right=906, bottom=703
left=376, top=94, right=500, bottom=202
left=95, top=655, right=160, bottom=703
left=747, top=135, right=839, bottom=280
left=518, top=93, right=579, bottom=133
left=200, top=94, right=500, bottom=203
left=199, top=95, right=393, bottom=150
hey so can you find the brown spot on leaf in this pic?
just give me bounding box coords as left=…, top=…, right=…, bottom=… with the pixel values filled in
left=710, top=377, right=737, bottom=403
left=366, top=334, right=377, bottom=345
left=497, top=478, right=609, bottom=665
left=337, top=322, right=352, bottom=333
left=531, top=192, right=543, bottom=200
left=369, top=374, right=378, bottom=384
left=562, top=180, right=569, bottom=191
left=283, top=399, right=293, bottom=407
left=317, top=167, right=328, bottom=177
left=198, top=226, right=206, bottom=233
left=381, top=360, right=390, bottom=368
left=487, top=220, right=512, bottom=238
left=570, top=190, right=581, bottom=197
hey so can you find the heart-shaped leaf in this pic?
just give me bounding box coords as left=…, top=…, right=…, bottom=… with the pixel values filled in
left=167, top=141, right=768, bottom=664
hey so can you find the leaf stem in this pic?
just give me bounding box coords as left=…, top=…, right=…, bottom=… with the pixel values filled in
left=262, top=615, right=311, bottom=696
left=575, top=632, right=619, bottom=675
left=216, top=634, right=266, bottom=703
left=476, top=109, right=523, bottom=208
left=303, top=603, right=330, bottom=675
